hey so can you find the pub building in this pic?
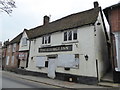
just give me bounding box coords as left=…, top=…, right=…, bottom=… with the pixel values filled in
left=24, top=2, right=110, bottom=84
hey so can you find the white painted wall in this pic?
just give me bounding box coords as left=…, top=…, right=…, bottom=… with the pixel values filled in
left=94, top=12, right=109, bottom=80
left=19, top=31, right=30, bottom=51
left=27, top=25, right=98, bottom=78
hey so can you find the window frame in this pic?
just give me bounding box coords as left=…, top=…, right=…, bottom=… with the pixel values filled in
left=8, top=45, right=11, bottom=52
left=11, top=56, right=14, bottom=65
left=73, top=30, right=77, bottom=40
left=6, top=56, right=10, bottom=65
left=22, top=37, right=27, bottom=46
left=12, top=43, right=16, bottom=52
left=42, top=35, right=51, bottom=45
left=64, top=30, right=77, bottom=42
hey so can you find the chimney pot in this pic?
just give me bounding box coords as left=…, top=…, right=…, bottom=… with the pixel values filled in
left=43, top=15, right=50, bottom=25
left=94, top=1, right=99, bottom=8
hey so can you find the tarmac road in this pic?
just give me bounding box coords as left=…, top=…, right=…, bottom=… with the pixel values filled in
left=2, top=72, right=64, bottom=89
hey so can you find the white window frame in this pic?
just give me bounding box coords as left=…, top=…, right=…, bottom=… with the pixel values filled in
left=22, top=37, right=27, bottom=46
left=42, top=35, right=51, bottom=45
left=63, top=30, right=77, bottom=42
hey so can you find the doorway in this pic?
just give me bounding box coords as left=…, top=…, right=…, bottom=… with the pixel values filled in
left=47, top=55, right=57, bottom=79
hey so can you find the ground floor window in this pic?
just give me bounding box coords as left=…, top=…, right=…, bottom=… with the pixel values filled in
left=6, top=56, right=10, bottom=65
left=36, top=56, right=47, bottom=67
left=11, top=56, right=14, bottom=65
left=57, top=54, right=79, bottom=68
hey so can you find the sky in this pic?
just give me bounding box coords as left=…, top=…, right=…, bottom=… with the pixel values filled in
left=0, top=0, right=119, bottom=42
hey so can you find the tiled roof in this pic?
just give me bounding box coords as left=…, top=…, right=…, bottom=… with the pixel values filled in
left=104, top=3, right=120, bottom=10
left=103, top=3, right=120, bottom=22
left=9, top=32, right=23, bottom=44
left=27, top=7, right=100, bottom=39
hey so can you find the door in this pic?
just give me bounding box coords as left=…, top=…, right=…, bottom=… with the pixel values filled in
left=47, top=58, right=57, bottom=79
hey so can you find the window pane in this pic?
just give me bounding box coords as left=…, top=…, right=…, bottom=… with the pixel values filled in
left=73, top=30, right=77, bottom=40
left=42, top=37, right=44, bottom=44
left=22, top=38, right=27, bottom=46
left=48, top=36, right=51, bottom=43
left=45, top=36, right=47, bottom=44
left=8, top=45, right=11, bottom=52
left=11, top=56, right=14, bottom=65
left=45, top=61, right=48, bottom=67
left=64, top=32, right=67, bottom=41
left=13, top=44, right=16, bottom=52
left=68, top=31, right=72, bottom=40
left=6, top=56, right=10, bottom=65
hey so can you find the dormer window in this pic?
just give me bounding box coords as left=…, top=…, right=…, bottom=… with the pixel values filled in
left=42, top=35, right=51, bottom=44
left=64, top=30, right=77, bottom=41
left=22, top=37, right=27, bottom=46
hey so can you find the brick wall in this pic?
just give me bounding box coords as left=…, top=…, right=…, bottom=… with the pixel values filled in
left=5, top=43, right=19, bottom=69
left=109, top=7, right=120, bottom=32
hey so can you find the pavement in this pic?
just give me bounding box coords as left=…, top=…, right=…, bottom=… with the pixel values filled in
left=2, top=70, right=120, bottom=88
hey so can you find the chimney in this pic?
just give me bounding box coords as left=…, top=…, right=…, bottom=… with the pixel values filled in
left=94, top=1, right=99, bottom=8
left=43, top=15, right=50, bottom=25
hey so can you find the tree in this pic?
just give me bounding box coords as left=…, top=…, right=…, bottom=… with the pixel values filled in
left=0, top=0, right=16, bottom=14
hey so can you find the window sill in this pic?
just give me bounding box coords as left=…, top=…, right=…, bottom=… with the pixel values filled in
left=41, top=44, right=51, bottom=47
left=62, top=40, right=78, bottom=44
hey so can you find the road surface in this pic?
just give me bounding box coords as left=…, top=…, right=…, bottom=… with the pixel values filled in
left=2, top=71, right=65, bottom=89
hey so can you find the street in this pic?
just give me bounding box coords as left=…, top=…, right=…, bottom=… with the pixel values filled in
left=2, top=71, right=64, bottom=89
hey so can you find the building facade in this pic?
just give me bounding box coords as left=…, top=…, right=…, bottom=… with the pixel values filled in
left=24, top=2, right=110, bottom=84
left=5, top=33, right=22, bottom=70
left=104, top=3, right=120, bottom=83
left=18, top=29, right=30, bottom=69
left=2, top=40, right=9, bottom=69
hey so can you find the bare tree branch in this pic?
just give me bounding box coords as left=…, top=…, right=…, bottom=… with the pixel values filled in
left=0, top=0, right=16, bottom=14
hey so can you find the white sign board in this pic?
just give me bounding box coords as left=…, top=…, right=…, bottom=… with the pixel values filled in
left=36, top=56, right=46, bottom=67
left=57, top=54, right=79, bottom=68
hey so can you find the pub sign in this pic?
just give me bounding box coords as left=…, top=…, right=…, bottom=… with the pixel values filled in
left=39, top=45, right=72, bottom=52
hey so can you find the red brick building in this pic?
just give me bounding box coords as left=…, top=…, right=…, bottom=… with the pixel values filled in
left=2, top=40, right=9, bottom=69
left=104, top=3, right=120, bottom=83
left=4, top=33, right=22, bottom=70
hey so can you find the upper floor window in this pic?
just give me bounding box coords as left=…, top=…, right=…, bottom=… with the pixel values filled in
left=8, top=45, right=11, bottom=52
left=12, top=43, right=16, bottom=52
left=64, top=30, right=77, bottom=41
left=22, top=38, right=27, bottom=46
left=42, top=35, right=51, bottom=44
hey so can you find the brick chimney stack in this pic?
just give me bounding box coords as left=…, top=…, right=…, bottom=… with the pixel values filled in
left=94, top=1, right=99, bottom=8
left=43, top=15, right=50, bottom=25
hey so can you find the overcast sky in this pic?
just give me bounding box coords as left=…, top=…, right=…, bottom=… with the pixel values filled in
left=0, top=0, right=119, bottom=42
